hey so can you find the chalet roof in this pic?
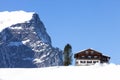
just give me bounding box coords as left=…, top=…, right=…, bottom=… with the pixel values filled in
left=75, top=48, right=102, bottom=54
left=74, top=48, right=110, bottom=58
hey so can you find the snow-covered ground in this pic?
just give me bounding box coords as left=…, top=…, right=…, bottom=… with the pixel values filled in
left=0, top=63, right=119, bottom=80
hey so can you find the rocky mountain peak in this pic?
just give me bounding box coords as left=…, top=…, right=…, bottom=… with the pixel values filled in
left=0, top=11, right=63, bottom=68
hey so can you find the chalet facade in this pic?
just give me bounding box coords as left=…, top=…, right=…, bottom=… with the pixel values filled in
left=74, top=49, right=110, bottom=66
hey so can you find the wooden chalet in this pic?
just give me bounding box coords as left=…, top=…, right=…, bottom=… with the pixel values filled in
left=74, top=48, right=110, bottom=66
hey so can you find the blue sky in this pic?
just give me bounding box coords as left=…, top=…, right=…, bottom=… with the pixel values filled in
left=0, top=0, right=120, bottom=64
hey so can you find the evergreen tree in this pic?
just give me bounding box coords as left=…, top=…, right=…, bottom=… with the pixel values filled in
left=63, top=44, right=72, bottom=66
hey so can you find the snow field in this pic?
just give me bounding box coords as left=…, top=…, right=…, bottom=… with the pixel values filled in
left=0, top=64, right=119, bottom=80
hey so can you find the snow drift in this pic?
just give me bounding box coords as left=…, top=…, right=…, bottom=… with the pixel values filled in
left=0, top=64, right=119, bottom=80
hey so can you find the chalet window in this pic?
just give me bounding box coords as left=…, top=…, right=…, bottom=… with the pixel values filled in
left=85, top=51, right=88, bottom=54
left=80, top=61, right=86, bottom=63
left=82, top=56, right=85, bottom=57
left=94, top=56, right=98, bottom=58
left=91, top=51, right=94, bottom=54
left=93, top=61, right=96, bottom=63
left=80, top=61, right=83, bottom=63
left=93, top=61, right=99, bottom=63
left=88, top=56, right=92, bottom=58
left=81, top=56, right=85, bottom=59
left=87, top=61, right=92, bottom=63
left=76, top=61, right=78, bottom=64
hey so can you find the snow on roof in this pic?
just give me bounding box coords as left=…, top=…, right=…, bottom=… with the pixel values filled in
left=75, top=48, right=94, bottom=54
left=0, top=10, right=34, bottom=32
left=75, top=48, right=102, bottom=54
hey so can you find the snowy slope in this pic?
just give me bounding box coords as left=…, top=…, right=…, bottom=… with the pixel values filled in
left=0, top=64, right=119, bottom=80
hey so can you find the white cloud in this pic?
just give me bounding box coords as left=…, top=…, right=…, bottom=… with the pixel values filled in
left=0, top=63, right=119, bottom=80
left=0, top=10, right=34, bottom=32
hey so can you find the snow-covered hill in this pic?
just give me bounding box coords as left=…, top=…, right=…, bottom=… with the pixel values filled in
left=0, top=11, right=63, bottom=68
left=0, top=64, right=119, bottom=80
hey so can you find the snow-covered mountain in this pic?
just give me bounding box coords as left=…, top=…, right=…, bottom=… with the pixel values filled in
left=0, top=11, right=63, bottom=68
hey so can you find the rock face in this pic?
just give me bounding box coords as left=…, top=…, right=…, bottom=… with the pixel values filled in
left=0, top=12, right=63, bottom=68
